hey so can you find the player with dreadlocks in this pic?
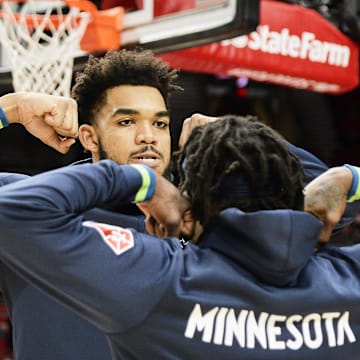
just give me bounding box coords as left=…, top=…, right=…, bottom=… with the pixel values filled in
left=0, top=114, right=359, bottom=359
left=175, top=115, right=305, bottom=228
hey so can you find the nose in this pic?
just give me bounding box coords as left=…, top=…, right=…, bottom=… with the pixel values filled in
left=135, top=122, right=157, bottom=145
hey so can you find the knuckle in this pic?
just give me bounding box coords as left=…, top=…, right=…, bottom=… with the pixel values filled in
left=182, top=118, right=191, bottom=126
left=190, top=113, right=203, bottom=122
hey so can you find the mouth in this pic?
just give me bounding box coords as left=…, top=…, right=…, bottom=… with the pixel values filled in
left=130, top=152, right=162, bottom=168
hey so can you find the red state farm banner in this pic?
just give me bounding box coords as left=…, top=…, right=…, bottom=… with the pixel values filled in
left=158, top=0, right=359, bottom=94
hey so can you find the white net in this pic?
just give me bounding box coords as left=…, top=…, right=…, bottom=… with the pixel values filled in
left=0, top=0, right=91, bottom=96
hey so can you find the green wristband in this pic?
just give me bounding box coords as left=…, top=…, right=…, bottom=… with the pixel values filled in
left=130, top=164, right=155, bottom=203
left=344, top=164, right=360, bottom=203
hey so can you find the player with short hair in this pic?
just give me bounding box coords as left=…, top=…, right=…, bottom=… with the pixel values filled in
left=0, top=49, right=181, bottom=360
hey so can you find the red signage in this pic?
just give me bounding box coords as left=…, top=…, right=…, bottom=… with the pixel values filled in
left=158, top=0, right=359, bottom=94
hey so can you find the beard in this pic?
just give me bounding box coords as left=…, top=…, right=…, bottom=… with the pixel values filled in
left=98, top=140, right=110, bottom=162
left=97, top=139, right=173, bottom=179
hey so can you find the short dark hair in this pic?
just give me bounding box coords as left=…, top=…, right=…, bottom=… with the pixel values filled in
left=175, top=115, right=305, bottom=226
left=72, top=49, right=181, bottom=126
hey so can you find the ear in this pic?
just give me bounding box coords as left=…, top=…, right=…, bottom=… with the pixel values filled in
left=78, top=124, right=99, bottom=153
left=180, top=209, right=196, bottom=239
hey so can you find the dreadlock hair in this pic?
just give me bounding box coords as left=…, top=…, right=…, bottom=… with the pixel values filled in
left=175, top=115, right=305, bottom=227
left=71, top=48, right=182, bottom=126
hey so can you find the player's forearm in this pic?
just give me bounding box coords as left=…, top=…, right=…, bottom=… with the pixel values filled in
left=304, top=165, right=359, bottom=242
left=290, top=141, right=360, bottom=233
left=0, top=161, right=155, bottom=219
left=287, top=142, right=328, bottom=184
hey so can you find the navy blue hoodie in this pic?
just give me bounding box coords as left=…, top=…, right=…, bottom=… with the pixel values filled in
left=0, top=161, right=359, bottom=359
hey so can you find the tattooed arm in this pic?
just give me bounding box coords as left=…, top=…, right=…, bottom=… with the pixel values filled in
left=304, top=166, right=354, bottom=242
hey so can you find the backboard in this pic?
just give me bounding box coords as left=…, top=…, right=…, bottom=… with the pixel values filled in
left=121, top=0, right=259, bottom=53
left=0, top=0, right=259, bottom=93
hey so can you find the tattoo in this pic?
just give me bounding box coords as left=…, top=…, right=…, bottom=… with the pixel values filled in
left=306, top=180, right=344, bottom=213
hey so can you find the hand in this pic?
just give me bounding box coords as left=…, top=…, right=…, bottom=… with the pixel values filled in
left=137, top=173, right=194, bottom=238
left=7, top=92, right=78, bottom=154
left=304, top=166, right=353, bottom=242
left=178, top=113, right=218, bottom=148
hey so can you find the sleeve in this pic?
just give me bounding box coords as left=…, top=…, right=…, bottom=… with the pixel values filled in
left=287, top=143, right=328, bottom=185
left=335, top=244, right=360, bottom=263
left=82, top=208, right=146, bottom=232
left=0, top=173, right=29, bottom=186
left=0, top=160, right=176, bottom=333
left=0, top=172, right=29, bottom=289
left=288, top=142, right=360, bottom=234
left=319, top=244, right=360, bottom=277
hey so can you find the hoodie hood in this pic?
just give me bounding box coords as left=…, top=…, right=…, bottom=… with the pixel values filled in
left=198, top=208, right=323, bottom=286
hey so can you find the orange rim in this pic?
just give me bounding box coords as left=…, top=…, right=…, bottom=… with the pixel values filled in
left=0, top=0, right=97, bottom=25
left=0, top=1, right=124, bottom=52
left=0, top=0, right=97, bottom=11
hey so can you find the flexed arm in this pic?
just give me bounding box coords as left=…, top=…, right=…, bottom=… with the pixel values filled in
left=0, top=92, right=78, bottom=154
left=304, top=165, right=359, bottom=242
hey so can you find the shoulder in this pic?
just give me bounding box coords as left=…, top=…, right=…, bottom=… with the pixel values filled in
left=313, top=244, right=360, bottom=272
left=0, top=173, right=30, bottom=187
left=69, top=158, right=92, bottom=166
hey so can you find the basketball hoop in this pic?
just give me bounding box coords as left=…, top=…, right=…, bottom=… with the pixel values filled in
left=0, top=0, right=124, bottom=96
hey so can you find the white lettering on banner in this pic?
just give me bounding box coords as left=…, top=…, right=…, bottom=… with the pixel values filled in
left=221, top=25, right=351, bottom=68
left=226, top=68, right=340, bottom=93
left=184, top=304, right=356, bottom=350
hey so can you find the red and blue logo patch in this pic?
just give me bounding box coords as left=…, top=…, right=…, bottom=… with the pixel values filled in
left=83, top=221, right=134, bottom=256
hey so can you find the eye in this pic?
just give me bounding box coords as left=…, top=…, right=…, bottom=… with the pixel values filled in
left=118, top=118, right=134, bottom=126
left=154, top=120, right=168, bottom=129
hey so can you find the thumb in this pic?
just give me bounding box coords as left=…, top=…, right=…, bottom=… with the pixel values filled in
left=44, top=133, right=76, bottom=154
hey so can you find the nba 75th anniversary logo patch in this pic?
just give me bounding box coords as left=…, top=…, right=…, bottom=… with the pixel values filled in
left=83, top=221, right=134, bottom=256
